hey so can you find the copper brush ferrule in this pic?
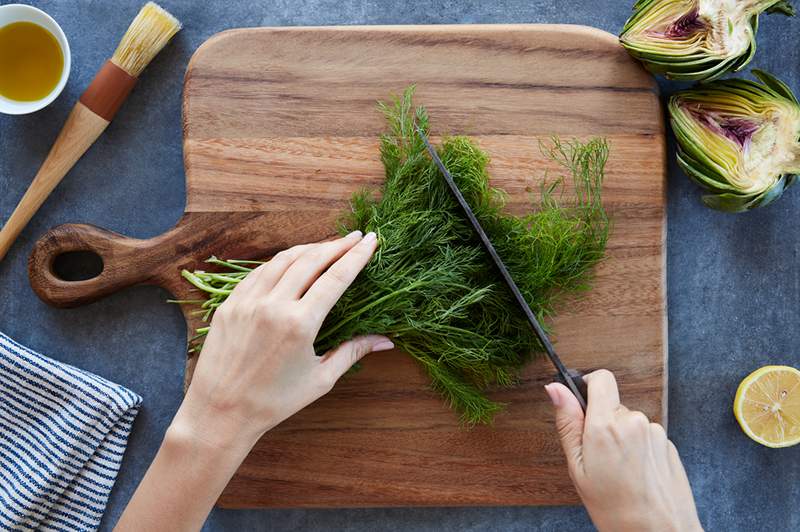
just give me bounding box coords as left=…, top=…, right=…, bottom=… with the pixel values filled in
left=79, top=61, right=139, bottom=121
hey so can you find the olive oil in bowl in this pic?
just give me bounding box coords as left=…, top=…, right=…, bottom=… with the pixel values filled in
left=0, top=21, right=64, bottom=101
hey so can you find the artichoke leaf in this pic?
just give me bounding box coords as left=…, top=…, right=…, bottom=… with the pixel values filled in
left=751, top=174, right=791, bottom=208
left=766, top=0, right=796, bottom=15
left=676, top=151, right=742, bottom=193
left=752, top=69, right=800, bottom=103
left=701, top=192, right=758, bottom=213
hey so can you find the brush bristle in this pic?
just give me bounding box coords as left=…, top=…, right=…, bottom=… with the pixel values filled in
left=111, top=2, right=181, bottom=77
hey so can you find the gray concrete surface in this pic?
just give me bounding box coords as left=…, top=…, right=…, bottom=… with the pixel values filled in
left=2, top=1, right=799, bottom=530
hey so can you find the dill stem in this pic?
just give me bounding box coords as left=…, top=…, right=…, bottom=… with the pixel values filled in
left=205, top=257, right=258, bottom=272
left=181, top=271, right=231, bottom=296
left=315, top=279, right=434, bottom=345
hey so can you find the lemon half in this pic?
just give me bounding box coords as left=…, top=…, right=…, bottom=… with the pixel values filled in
left=734, top=365, right=800, bottom=448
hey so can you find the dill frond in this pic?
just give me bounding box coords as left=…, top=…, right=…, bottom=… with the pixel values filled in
left=177, top=87, right=610, bottom=425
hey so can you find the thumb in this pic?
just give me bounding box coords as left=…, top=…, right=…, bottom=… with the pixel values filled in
left=545, top=383, right=585, bottom=476
left=320, top=335, right=394, bottom=379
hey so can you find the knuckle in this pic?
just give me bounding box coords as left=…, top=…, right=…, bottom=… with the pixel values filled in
left=326, top=264, right=352, bottom=285
left=585, top=416, right=610, bottom=434
left=284, top=309, right=313, bottom=338
left=353, top=241, right=374, bottom=258
left=589, top=368, right=614, bottom=382
left=254, top=300, right=277, bottom=323
left=271, top=249, right=293, bottom=263
left=287, top=308, right=306, bottom=328
left=304, top=249, right=324, bottom=264
left=649, top=422, right=667, bottom=440
left=281, top=242, right=312, bottom=257
left=603, top=421, right=622, bottom=441
left=246, top=264, right=266, bottom=279
left=217, top=298, right=253, bottom=324
left=627, top=411, right=650, bottom=429
left=317, top=367, right=339, bottom=391
left=354, top=339, right=375, bottom=359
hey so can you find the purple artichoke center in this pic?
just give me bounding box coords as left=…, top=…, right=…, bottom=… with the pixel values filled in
left=692, top=109, right=760, bottom=148
left=719, top=118, right=760, bottom=148
left=665, top=9, right=706, bottom=38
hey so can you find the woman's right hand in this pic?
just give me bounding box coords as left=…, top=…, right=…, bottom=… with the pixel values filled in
left=545, top=370, right=703, bottom=532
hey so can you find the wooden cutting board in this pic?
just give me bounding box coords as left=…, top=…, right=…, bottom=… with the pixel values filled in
left=28, top=24, right=666, bottom=507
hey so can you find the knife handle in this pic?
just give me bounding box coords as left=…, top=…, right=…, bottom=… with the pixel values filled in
left=554, top=368, right=588, bottom=406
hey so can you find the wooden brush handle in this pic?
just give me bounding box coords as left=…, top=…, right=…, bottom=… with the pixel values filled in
left=0, top=103, right=110, bottom=261
left=0, top=61, right=137, bottom=262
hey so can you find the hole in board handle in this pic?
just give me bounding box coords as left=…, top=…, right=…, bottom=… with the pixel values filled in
left=51, top=250, right=104, bottom=282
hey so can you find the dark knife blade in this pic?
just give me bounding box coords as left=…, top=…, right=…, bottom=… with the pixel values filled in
left=416, top=126, right=588, bottom=411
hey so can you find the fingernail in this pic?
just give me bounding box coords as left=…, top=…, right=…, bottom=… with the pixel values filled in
left=544, top=384, right=560, bottom=407
left=371, top=340, right=394, bottom=352
left=362, top=232, right=377, bottom=243
left=347, top=230, right=363, bottom=239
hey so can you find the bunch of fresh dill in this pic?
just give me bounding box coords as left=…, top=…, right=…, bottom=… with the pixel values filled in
left=178, top=87, right=610, bottom=425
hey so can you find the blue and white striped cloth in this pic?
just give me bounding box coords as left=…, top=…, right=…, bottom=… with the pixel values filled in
left=0, top=332, right=142, bottom=531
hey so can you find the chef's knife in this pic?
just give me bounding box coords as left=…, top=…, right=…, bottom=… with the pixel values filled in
left=417, top=127, right=588, bottom=411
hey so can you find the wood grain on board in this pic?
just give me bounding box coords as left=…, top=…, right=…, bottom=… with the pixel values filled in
left=28, top=25, right=666, bottom=507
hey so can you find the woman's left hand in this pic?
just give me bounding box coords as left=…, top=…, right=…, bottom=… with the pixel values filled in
left=178, top=230, right=392, bottom=447
left=117, top=231, right=391, bottom=532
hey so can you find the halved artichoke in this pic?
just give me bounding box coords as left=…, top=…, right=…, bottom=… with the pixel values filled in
left=620, top=0, right=795, bottom=81
left=670, top=70, right=800, bottom=212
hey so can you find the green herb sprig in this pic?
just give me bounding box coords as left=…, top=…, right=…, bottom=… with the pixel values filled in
left=174, top=88, right=610, bottom=425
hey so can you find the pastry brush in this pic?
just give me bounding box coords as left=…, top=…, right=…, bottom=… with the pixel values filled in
left=0, top=2, right=181, bottom=261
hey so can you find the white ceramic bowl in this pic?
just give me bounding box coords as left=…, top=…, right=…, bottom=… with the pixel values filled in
left=0, top=4, right=70, bottom=115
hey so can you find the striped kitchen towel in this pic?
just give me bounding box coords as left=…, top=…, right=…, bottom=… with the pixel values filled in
left=0, top=332, right=142, bottom=531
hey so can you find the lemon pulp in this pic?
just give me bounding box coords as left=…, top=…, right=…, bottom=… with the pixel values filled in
left=734, top=365, right=800, bottom=448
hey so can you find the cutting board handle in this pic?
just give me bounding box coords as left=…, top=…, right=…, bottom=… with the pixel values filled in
left=27, top=212, right=319, bottom=308
left=28, top=223, right=178, bottom=308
